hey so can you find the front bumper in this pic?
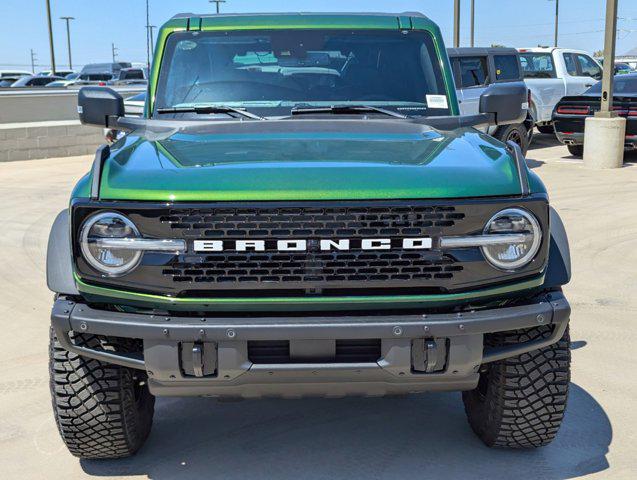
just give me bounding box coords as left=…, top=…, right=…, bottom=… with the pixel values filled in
left=52, top=291, right=569, bottom=398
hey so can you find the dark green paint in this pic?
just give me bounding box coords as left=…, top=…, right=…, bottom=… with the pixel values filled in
left=93, top=128, right=525, bottom=202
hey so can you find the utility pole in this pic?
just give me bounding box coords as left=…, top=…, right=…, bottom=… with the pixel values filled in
left=30, top=49, right=38, bottom=74
left=60, top=16, right=75, bottom=70
left=453, top=0, right=461, bottom=48
left=209, top=0, right=226, bottom=14
left=147, top=25, right=157, bottom=58
left=470, top=0, right=475, bottom=47
left=145, top=0, right=151, bottom=69
left=45, top=0, right=56, bottom=75
left=549, top=0, right=560, bottom=47
left=112, top=43, right=118, bottom=63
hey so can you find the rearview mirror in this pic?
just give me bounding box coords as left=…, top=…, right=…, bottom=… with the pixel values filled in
left=78, top=87, right=125, bottom=128
left=479, top=82, right=527, bottom=126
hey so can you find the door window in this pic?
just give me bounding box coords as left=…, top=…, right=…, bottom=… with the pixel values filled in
left=458, top=56, right=488, bottom=87
left=575, top=54, right=602, bottom=79
left=563, top=53, right=578, bottom=76
left=519, top=53, right=556, bottom=78
left=494, top=55, right=520, bottom=81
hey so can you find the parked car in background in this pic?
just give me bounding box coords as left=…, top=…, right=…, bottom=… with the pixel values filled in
left=74, top=63, right=146, bottom=86
left=45, top=79, right=75, bottom=88
left=0, top=70, right=31, bottom=79
left=10, top=75, right=65, bottom=87
left=107, top=67, right=147, bottom=86
left=37, top=69, right=75, bottom=77
left=614, top=62, right=633, bottom=75
left=448, top=47, right=534, bottom=153
left=518, top=47, right=602, bottom=133
left=124, top=91, right=146, bottom=116
left=552, top=73, right=637, bottom=156
left=0, top=77, right=22, bottom=87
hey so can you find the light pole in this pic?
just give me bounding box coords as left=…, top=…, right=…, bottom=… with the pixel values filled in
left=210, top=0, right=226, bottom=14
left=470, top=0, right=475, bottom=47
left=45, top=0, right=56, bottom=75
left=30, top=49, right=38, bottom=74
left=549, top=0, right=560, bottom=47
left=453, top=0, right=460, bottom=48
left=60, top=16, right=75, bottom=70
left=145, top=0, right=151, bottom=69
left=112, top=43, right=118, bottom=63
left=147, top=25, right=157, bottom=58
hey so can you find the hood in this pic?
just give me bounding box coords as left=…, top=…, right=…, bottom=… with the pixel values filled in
left=98, top=120, right=523, bottom=201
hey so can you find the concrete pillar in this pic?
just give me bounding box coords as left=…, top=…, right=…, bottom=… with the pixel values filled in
left=583, top=116, right=625, bottom=169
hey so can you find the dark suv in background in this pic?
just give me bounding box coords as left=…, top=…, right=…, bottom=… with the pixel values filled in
left=449, top=47, right=534, bottom=153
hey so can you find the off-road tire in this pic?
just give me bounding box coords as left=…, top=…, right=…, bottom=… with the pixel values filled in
left=462, top=325, right=570, bottom=448
left=536, top=124, right=555, bottom=135
left=493, top=124, right=530, bottom=155
left=567, top=144, right=584, bottom=157
left=49, top=328, right=155, bottom=459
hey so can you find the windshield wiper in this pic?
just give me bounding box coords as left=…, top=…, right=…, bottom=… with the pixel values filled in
left=290, top=105, right=407, bottom=119
left=156, top=105, right=266, bottom=120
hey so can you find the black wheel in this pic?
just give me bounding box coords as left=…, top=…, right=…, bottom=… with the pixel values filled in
left=493, top=124, right=529, bottom=155
left=567, top=144, right=584, bottom=157
left=463, top=325, right=570, bottom=448
left=536, top=124, right=555, bottom=135
left=49, top=328, right=155, bottom=459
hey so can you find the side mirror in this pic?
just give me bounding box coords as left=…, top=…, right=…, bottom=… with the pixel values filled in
left=78, top=87, right=125, bottom=128
left=479, top=82, right=527, bottom=126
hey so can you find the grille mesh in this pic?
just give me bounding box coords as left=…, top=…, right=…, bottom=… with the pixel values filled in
left=164, top=251, right=462, bottom=284
left=159, top=205, right=465, bottom=238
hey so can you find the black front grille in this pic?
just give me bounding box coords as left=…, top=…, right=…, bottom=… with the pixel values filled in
left=72, top=198, right=550, bottom=298
left=247, top=339, right=382, bottom=364
left=159, top=205, right=465, bottom=290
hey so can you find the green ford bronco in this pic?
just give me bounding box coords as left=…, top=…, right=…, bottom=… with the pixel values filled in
left=47, top=12, right=572, bottom=458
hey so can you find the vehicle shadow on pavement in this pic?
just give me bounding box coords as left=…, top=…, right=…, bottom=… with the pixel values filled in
left=81, top=383, right=610, bottom=480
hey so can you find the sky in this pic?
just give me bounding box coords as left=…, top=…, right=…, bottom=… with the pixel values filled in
left=2, top=0, right=637, bottom=71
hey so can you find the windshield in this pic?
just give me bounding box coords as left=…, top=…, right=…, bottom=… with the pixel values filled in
left=154, top=29, right=450, bottom=118
left=585, top=76, right=637, bottom=94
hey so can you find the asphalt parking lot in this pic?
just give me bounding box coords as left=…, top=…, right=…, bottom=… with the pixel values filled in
left=0, top=132, right=636, bottom=480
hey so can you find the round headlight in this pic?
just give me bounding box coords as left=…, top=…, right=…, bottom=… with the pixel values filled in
left=80, top=212, right=142, bottom=276
left=481, top=208, right=542, bottom=270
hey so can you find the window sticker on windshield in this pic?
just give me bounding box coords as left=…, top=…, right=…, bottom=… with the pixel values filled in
left=426, top=94, right=448, bottom=109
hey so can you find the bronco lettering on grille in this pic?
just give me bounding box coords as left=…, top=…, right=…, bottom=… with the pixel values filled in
left=193, top=237, right=433, bottom=252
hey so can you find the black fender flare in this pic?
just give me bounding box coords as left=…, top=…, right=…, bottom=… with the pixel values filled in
left=46, top=209, right=79, bottom=295
left=543, top=206, right=571, bottom=289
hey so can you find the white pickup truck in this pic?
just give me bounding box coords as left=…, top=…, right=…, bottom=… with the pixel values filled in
left=518, top=47, right=602, bottom=133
